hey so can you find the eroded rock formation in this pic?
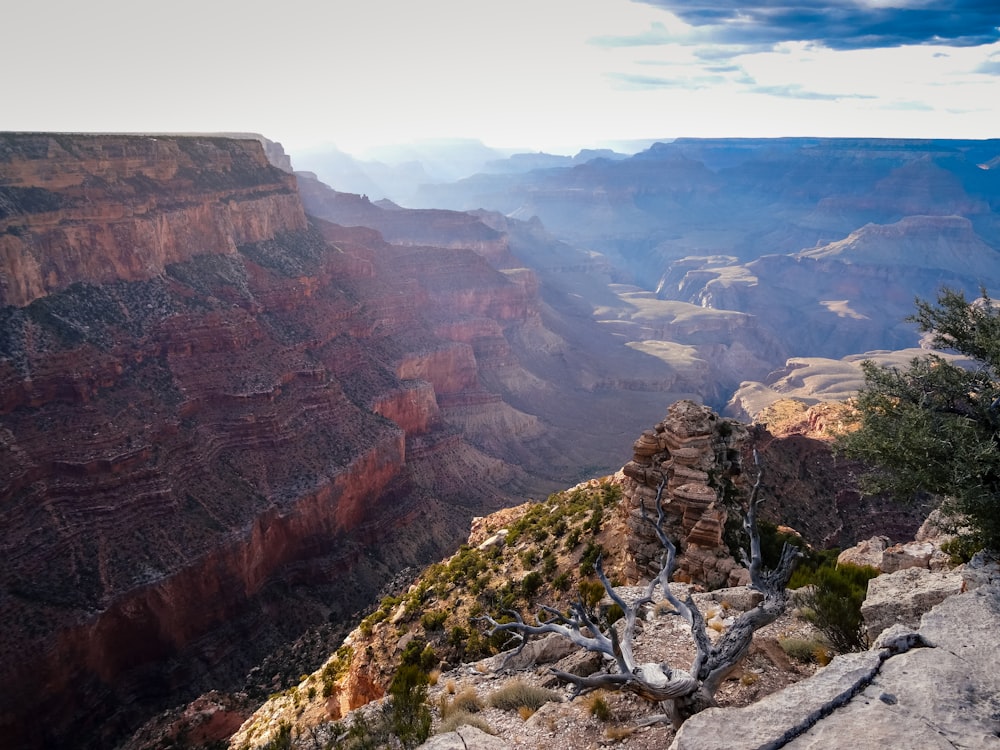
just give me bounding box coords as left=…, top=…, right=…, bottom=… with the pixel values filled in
left=0, top=134, right=563, bottom=749
left=620, top=400, right=749, bottom=588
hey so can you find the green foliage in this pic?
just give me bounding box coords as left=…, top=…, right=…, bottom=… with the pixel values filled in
left=541, top=550, right=558, bottom=577
left=604, top=603, right=625, bottom=626
left=578, top=578, right=606, bottom=610
left=579, top=541, right=603, bottom=575
left=794, top=562, right=878, bottom=652
left=521, top=571, right=544, bottom=599
left=941, top=535, right=982, bottom=564
left=448, top=625, right=468, bottom=647
left=261, top=722, right=293, bottom=750
left=778, top=636, right=833, bottom=665
left=837, top=287, right=1000, bottom=551
left=564, top=528, right=582, bottom=551
left=387, top=665, right=433, bottom=748
left=420, top=609, right=448, bottom=631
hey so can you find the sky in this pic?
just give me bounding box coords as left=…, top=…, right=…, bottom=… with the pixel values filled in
left=3, top=0, right=999, bottom=158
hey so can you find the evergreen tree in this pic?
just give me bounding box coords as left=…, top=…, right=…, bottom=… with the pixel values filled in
left=838, top=287, right=1000, bottom=551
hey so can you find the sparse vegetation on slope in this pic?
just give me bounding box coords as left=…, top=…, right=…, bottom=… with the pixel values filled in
left=232, top=477, right=630, bottom=746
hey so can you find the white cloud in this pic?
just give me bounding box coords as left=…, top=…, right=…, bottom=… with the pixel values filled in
left=2, top=0, right=998, bottom=155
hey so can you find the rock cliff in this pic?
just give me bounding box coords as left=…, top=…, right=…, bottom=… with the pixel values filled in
left=0, top=133, right=307, bottom=307
left=0, top=134, right=576, bottom=749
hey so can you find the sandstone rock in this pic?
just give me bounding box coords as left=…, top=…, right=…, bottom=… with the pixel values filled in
left=670, top=651, right=884, bottom=750
left=861, top=567, right=965, bottom=642
left=622, top=400, right=745, bottom=588
left=672, top=584, right=1000, bottom=750
left=880, top=540, right=939, bottom=573
left=418, top=726, right=507, bottom=750
left=786, top=585, right=1000, bottom=750
left=870, top=624, right=930, bottom=655
left=476, top=530, right=508, bottom=552
left=495, top=633, right=578, bottom=671
left=836, top=536, right=889, bottom=569
left=962, top=550, right=1000, bottom=591
left=693, top=586, right=764, bottom=613
left=913, top=508, right=954, bottom=543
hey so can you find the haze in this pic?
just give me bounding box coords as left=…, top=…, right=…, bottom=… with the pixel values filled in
left=3, top=0, right=999, bottom=157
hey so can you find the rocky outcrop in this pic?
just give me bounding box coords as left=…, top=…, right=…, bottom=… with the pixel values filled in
left=620, top=400, right=749, bottom=588
left=671, top=582, right=1000, bottom=750
left=618, top=399, right=936, bottom=589
left=0, top=133, right=307, bottom=307
left=860, top=567, right=967, bottom=642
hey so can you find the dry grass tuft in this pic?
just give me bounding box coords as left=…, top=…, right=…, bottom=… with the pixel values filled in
left=584, top=690, right=612, bottom=721
left=605, top=724, right=636, bottom=740
left=488, top=679, right=562, bottom=712
left=438, top=710, right=494, bottom=735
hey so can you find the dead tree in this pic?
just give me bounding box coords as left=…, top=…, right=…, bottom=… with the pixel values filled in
left=479, top=452, right=802, bottom=727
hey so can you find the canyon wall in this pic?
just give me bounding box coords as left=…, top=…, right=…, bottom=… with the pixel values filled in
left=0, top=134, right=560, bottom=748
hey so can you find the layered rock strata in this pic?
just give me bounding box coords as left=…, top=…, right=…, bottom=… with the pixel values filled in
left=0, top=133, right=307, bottom=307
left=0, top=134, right=554, bottom=749
left=620, top=399, right=749, bottom=588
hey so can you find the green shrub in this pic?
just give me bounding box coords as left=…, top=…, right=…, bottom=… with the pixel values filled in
left=521, top=571, right=544, bottom=598
left=578, top=578, right=605, bottom=610
left=578, top=541, right=603, bottom=575
left=941, top=536, right=982, bottom=564
left=564, top=528, right=582, bottom=551
left=261, top=722, right=293, bottom=750
left=421, top=610, right=448, bottom=631
left=778, top=636, right=832, bottom=664
left=794, top=562, right=878, bottom=652
left=387, top=665, right=432, bottom=748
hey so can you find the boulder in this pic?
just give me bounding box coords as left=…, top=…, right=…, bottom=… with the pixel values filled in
left=836, top=536, right=889, bottom=569
left=669, top=652, right=884, bottom=750
left=962, top=550, right=1000, bottom=591
left=861, top=567, right=965, bottom=642
left=494, top=633, right=578, bottom=671
left=418, top=726, right=507, bottom=750
left=671, top=584, right=1000, bottom=750
left=880, top=540, right=946, bottom=573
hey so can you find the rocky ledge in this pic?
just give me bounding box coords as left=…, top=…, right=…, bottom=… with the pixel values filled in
left=672, top=565, right=1000, bottom=749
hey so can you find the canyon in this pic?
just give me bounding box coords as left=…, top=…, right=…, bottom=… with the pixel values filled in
left=4, top=133, right=998, bottom=749
left=0, top=133, right=712, bottom=749
left=407, top=137, right=1000, bottom=404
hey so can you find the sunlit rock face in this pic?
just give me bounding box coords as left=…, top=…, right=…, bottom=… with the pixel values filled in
left=0, top=133, right=308, bottom=307
left=0, top=134, right=556, bottom=749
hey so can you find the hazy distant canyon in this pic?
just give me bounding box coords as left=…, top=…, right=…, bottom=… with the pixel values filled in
left=2, top=133, right=999, bottom=748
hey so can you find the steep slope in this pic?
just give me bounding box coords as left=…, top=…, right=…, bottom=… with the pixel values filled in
left=299, top=177, right=788, bottom=411
left=0, top=134, right=567, bottom=749
left=227, top=400, right=929, bottom=750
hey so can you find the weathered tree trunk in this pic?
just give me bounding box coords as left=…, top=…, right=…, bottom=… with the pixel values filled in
left=480, top=451, right=802, bottom=727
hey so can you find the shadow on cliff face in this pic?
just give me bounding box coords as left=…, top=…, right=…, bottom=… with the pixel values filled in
left=0, top=135, right=697, bottom=749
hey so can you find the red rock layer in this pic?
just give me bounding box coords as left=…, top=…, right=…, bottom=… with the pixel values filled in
left=0, top=133, right=307, bottom=307
left=0, top=135, right=545, bottom=748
